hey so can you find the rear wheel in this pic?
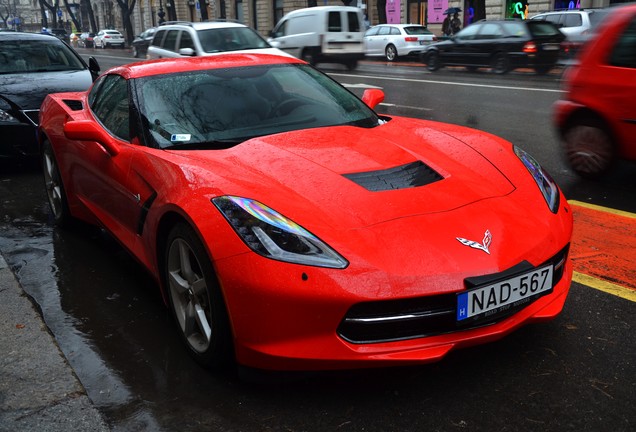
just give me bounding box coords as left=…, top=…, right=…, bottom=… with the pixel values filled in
left=491, top=53, right=510, bottom=74
left=344, top=60, right=358, bottom=71
left=562, top=118, right=615, bottom=178
left=164, top=223, right=233, bottom=368
left=385, top=44, right=398, bottom=62
left=535, top=65, right=552, bottom=75
left=426, top=51, right=441, bottom=71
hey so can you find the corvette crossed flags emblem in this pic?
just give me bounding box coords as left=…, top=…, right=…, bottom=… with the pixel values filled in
left=456, top=230, right=492, bottom=255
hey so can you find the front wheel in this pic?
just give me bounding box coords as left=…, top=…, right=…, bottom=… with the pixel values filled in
left=164, top=223, right=233, bottom=368
left=41, top=139, right=72, bottom=227
left=385, top=44, right=398, bottom=62
left=491, top=53, right=510, bottom=74
left=426, top=51, right=441, bottom=71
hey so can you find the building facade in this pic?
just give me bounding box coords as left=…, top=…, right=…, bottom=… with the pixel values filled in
left=2, top=0, right=629, bottom=41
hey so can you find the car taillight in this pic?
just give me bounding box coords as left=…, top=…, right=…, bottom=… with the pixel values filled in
left=405, top=37, right=418, bottom=42
left=523, top=42, right=537, bottom=53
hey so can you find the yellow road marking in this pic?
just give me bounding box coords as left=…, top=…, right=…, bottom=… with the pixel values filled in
left=569, top=200, right=636, bottom=219
left=573, top=272, right=636, bottom=302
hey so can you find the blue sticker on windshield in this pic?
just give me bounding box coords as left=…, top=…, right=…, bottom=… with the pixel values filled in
left=171, top=134, right=191, bottom=142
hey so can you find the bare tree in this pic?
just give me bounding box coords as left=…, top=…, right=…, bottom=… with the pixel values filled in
left=38, top=0, right=61, bottom=28
left=115, top=0, right=136, bottom=45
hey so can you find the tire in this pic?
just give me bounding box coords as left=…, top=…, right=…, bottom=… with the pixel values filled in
left=164, top=223, right=233, bottom=368
left=301, top=50, right=314, bottom=65
left=344, top=60, right=358, bottom=71
left=491, top=53, right=510, bottom=74
left=385, top=44, right=398, bottom=62
left=562, top=118, right=615, bottom=178
left=132, top=46, right=139, bottom=58
left=41, top=139, right=72, bottom=227
left=534, top=65, right=552, bottom=75
left=426, top=51, right=441, bottom=71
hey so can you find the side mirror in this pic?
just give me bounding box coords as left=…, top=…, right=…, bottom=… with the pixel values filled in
left=63, top=120, right=120, bottom=156
left=179, top=48, right=196, bottom=57
left=88, top=56, right=100, bottom=81
left=361, top=88, right=384, bottom=109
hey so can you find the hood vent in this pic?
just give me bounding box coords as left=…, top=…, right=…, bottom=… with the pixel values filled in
left=63, top=99, right=83, bottom=111
left=343, top=161, right=443, bottom=192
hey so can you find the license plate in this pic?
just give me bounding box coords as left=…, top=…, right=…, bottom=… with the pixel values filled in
left=542, top=44, right=560, bottom=51
left=457, top=265, right=553, bottom=321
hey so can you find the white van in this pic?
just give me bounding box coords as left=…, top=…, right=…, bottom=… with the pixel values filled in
left=268, top=6, right=365, bottom=70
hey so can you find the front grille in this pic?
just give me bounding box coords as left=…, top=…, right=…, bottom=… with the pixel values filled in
left=343, top=161, right=443, bottom=192
left=337, top=244, right=570, bottom=344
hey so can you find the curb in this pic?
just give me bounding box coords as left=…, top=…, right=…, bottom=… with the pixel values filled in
left=0, top=254, right=110, bottom=432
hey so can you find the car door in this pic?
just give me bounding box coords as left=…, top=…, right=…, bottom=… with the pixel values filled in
left=364, top=26, right=382, bottom=56
left=603, top=16, right=636, bottom=159
left=441, top=23, right=480, bottom=65
left=473, top=22, right=505, bottom=66
left=72, top=74, right=153, bottom=250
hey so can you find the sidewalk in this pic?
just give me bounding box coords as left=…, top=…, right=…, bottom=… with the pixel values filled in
left=0, top=254, right=110, bottom=432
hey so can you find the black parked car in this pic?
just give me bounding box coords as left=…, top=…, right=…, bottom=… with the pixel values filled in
left=0, top=32, right=100, bottom=158
left=131, top=27, right=156, bottom=58
left=422, top=19, right=566, bottom=74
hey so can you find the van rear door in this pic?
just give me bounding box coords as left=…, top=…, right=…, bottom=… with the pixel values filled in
left=322, top=9, right=365, bottom=55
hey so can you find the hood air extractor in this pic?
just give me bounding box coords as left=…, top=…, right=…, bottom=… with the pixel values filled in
left=343, top=161, right=443, bottom=192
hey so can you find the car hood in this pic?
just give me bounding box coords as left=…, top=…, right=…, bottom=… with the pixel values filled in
left=0, top=70, right=93, bottom=110
left=176, top=117, right=516, bottom=230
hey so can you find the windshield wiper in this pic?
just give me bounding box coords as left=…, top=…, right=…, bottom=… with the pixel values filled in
left=164, top=139, right=244, bottom=150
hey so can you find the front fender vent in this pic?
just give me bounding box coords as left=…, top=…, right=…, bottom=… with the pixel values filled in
left=343, top=161, right=443, bottom=192
left=63, top=99, right=83, bottom=111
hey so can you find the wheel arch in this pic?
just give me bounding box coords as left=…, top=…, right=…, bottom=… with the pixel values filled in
left=559, top=106, right=617, bottom=144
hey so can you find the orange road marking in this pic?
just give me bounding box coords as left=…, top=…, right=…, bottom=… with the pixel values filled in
left=569, top=200, right=636, bottom=302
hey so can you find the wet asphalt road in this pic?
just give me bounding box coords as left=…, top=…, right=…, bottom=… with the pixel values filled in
left=0, top=54, right=634, bottom=431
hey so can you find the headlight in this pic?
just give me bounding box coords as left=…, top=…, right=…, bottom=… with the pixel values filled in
left=213, top=196, right=348, bottom=269
left=514, top=146, right=560, bottom=213
left=0, top=108, right=20, bottom=123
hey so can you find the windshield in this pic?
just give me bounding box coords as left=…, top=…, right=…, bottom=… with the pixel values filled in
left=136, top=63, right=380, bottom=149
left=0, top=39, right=86, bottom=74
left=198, top=27, right=271, bottom=53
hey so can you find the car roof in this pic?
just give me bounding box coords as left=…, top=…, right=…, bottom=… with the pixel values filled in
left=108, top=53, right=304, bottom=80
left=0, top=31, right=64, bottom=42
left=157, top=21, right=248, bottom=30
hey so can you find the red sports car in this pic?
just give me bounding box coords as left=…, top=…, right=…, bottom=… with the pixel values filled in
left=554, top=2, right=636, bottom=178
left=38, top=54, right=573, bottom=371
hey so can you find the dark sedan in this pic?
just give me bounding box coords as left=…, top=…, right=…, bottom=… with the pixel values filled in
left=131, top=27, right=156, bottom=58
left=0, top=32, right=100, bottom=158
left=422, top=19, right=565, bottom=74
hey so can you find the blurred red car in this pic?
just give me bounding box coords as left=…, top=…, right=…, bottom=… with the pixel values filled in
left=38, top=54, right=572, bottom=371
left=554, top=3, right=636, bottom=178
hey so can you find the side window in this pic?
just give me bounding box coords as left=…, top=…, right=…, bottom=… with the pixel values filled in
left=390, top=27, right=401, bottom=36
left=378, top=26, right=391, bottom=36
left=180, top=31, right=195, bottom=51
left=365, top=26, right=380, bottom=36
left=347, top=12, right=361, bottom=32
left=151, top=29, right=165, bottom=46
left=456, top=23, right=480, bottom=40
left=478, top=23, right=502, bottom=40
left=162, top=30, right=179, bottom=52
left=563, top=14, right=583, bottom=28
left=89, top=74, right=130, bottom=141
left=271, top=19, right=286, bottom=38
left=544, top=14, right=562, bottom=26
left=328, top=11, right=342, bottom=32
left=609, top=17, right=636, bottom=68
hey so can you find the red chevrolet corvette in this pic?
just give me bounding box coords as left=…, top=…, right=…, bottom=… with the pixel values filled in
left=38, top=54, right=573, bottom=371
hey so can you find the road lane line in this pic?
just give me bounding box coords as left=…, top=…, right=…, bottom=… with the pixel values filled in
left=330, top=72, right=564, bottom=93
left=568, top=200, right=636, bottom=300
left=573, top=272, right=636, bottom=302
